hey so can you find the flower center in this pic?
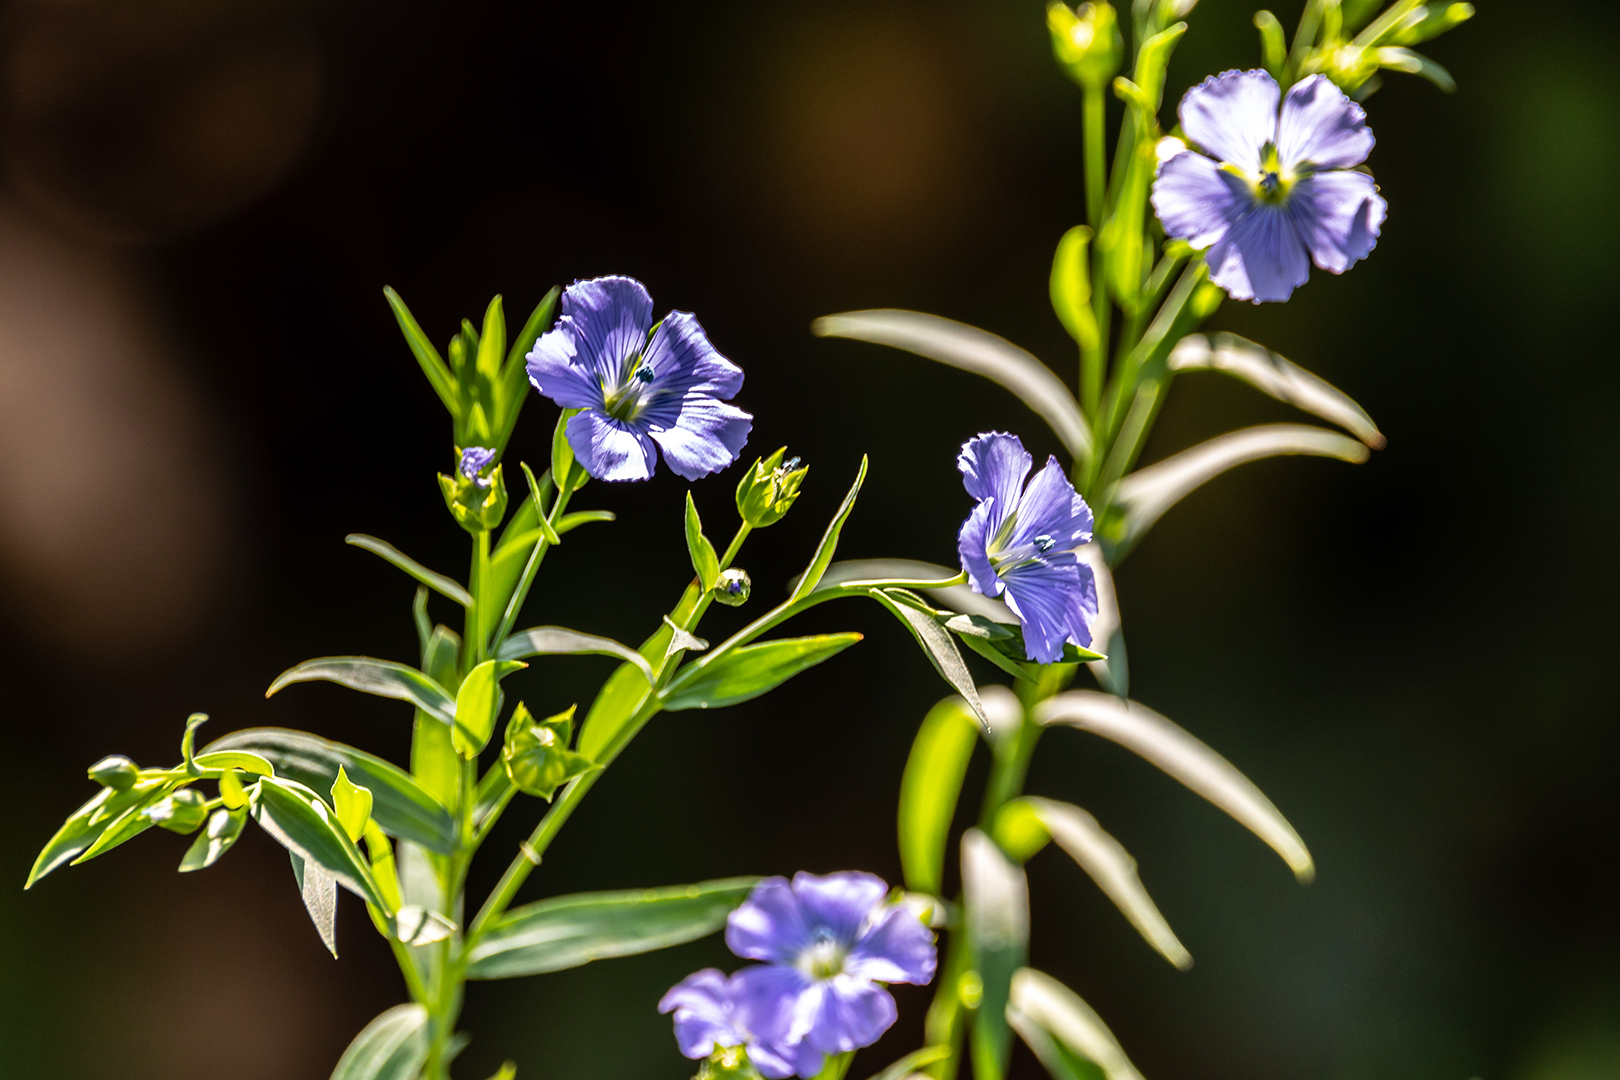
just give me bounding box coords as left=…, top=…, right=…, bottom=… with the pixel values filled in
left=602, top=363, right=657, bottom=421
left=1033, top=534, right=1056, bottom=553
left=798, top=928, right=847, bottom=981
left=1250, top=141, right=1292, bottom=204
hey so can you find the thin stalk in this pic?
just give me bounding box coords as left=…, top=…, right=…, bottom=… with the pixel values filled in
left=1081, top=83, right=1109, bottom=421
left=490, top=473, right=578, bottom=651
left=463, top=529, right=490, bottom=674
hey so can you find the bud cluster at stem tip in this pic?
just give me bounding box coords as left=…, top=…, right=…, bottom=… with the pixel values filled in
left=1048, top=2, right=1122, bottom=89
left=735, top=448, right=807, bottom=528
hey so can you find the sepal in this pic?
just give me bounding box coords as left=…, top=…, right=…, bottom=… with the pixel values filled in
left=501, top=703, right=596, bottom=800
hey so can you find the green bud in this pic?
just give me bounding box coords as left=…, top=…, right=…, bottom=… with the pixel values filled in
left=712, top=568, right=752, bottom=607
left=88, top=755, right=139, bottom=791
left=1048, top=2, right=1122, bottom=89
left=502, top=703, right=595, bottom=801
left=735, top=448, right=808, bottom=528
left=439, top=456, right=509, bottom=533
left=698, top=1046, right=764, bottom=1080
left=146, top=788, right=209, bottom=834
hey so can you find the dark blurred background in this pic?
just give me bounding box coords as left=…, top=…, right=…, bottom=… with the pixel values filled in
left=0, top=0, right=1614, bottom=1077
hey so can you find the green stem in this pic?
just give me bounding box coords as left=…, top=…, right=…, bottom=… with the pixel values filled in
left=1082, top=82, right=1109, bottom=422
left=490, top=472, right=578, bottom=653
left=464, top=529, right=490, bottom=674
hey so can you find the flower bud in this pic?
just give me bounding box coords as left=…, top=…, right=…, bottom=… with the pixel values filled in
left=1048, top=2, right=1122, bottom=89
left=698, top=1046, right=763, bottom=1080
left=88, top=755, right=139, bottom=791
left=502, top=703, right=595, bottom=801
left=712, top=568, right=751, bottom=607
left=147, top=788, right=209, bottom=834
left=735, top=448, right=808, bottom=528
left=439, top=449, right=509, bottom=533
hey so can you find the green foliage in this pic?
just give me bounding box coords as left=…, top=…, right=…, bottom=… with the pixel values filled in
left=660, top=634, right=863, bottom=711
left=736, top=447, right=808, bottom=528
left=898, top=697, right=981, bottom=897
left=788, top=456, right=867, bottom=601
left=267, top=656, right=456, bottom=725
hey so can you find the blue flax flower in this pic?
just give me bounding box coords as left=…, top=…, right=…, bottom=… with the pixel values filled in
left=459, top=446, right=496, bottom=487
left=660, top=969, right=800, bottom=1079
left=664, top=872, right=936, bottom=1079
left=958, top=432, right=1098, bottom=664
left=526, top=276, right=752, bottom=482
left=1152, top=70, right=1386, bottom=303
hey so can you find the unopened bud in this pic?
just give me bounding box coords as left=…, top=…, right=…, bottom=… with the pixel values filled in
left=147, top=788, right=209, bottom=834
left=88, top=755, right=139, bottom=790
left=735, top=448, right=808, bottom=528
left=440, top=451, right=509, bottom=533
left=502, top=703, right=594, bottom=801
left=1048, top=2, right=1122, bottom=89
left=712, top=568, right=752, bottom=607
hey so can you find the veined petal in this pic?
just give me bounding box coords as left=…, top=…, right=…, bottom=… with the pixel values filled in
left=846, top=905, right=937, bottom=985
left=1179, top=70, right=1279, bottom=171
left=1007, top=456, right=1093, bottom=553
left=526, top=327, right=606, bottom=410
left=791, top=871, right=888, bottom=947
left=1278, top=75, right=1374, bottom=171
left=565, top=410, right=657, bottom=482
left=650, top=396, right=753, bottom=480
left=641, top=310, right=745, bottom=405
left=1001, top=555, right=1096, bottom=661
left=957, top=432, right=1031, bottom=515
left=558, top=276, right=653, bottom=384
left=1205, top=203, right=1310, bottom=303
left=732, top=963, right=818, bottom=1045
left=1289, top=170, right=1386, bottom=274
left=728, top=877, right=815, bottom=963
left=958, top=498, right=1003, bottom=599
left=802, top=977, right=898, bottom=1055
left=1152, top=150, right=1253, bottom=250
left=660, top=969, right=743, bottom=1058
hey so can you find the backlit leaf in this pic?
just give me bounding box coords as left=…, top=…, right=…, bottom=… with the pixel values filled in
left=1007, top=969, right=1144, bottom=1080
left=346, top=534, right=474, bottom=607
left=789, top=456, right=868, bottom=602
left=267, top=657, right=456, bottom=726
left=660, top=634, right=862, bottom=711
left=898, top=697, right=981, bottom=896
left=330, top=1003, right=430, bottom=1080
left=496, top=626, right=654, bottom=684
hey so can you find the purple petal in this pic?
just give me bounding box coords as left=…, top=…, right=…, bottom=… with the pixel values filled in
left=1178, top=70, right=1279, bottom=171
left=649, top=396, right=753, bottom=480
left=958, top=499, right=1002, bottom=599
left=639, top=311, right=745, bottom=407
left=557, top=276, right=653, bottom=384
left=957, top=433, right=1031, bottom=515
left=565, top=410, right=658, bottom=482
left=526, top=327, right=606, bottom=410
left=801, top=977, right=898, bottom=1055
left=1006, top=456, right=1093, bottom=553
left=1289, top=170, right=1386, bottom=274
left=659, top=969, right=743, bottom=1059
left=731, top=962, right=817, bottom=1045
left=1001, top=555, right=1097, bottom=662
left=790, top=872, right=888, bottom=948
left=1152, top=150, right=1253, bottom=249
left=459, top=446, right=496, bottom=480
left=1277, top=75, right=1374, bottom=171
left=846, top=905, right=937, bottom=985
left=1205, top=204, right=1310, bottom=303
left=747, top=1041, right=805, bottom=1080
left=728, top=877, right=814, bottom=963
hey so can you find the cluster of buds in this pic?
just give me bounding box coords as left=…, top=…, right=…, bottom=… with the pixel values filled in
left=1047, top=2, right=1122, bottom=89
left=1278, top=1, right=1474, bottom=97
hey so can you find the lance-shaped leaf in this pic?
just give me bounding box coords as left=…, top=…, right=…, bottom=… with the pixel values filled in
left=267, top=657, right=456, bottom=726
left=1007, top=968, right=1145, bottom=1080
left=898, top=697, right=981, bottom=897
left=963, top=829, right=1029, bottom=1080
left=662, top=634, right=861, bottom=711
left=1109, top=424, right=1369, bottom=551
left=206, top=729, right=456, bottom=855
left=331, top=1003, right=430, bottom=1080
left=291, top=850, right=339, bottom=956
left=251, top=776, right=389, bottom=907
left=1077, top=543, right=1126, bottom=697
left=1167, top=333, right=1384, bottom=447
left=71, top=780, right=176, bottom=865
left=383, top=287, right=459, bottom=419
left=452, top=659, right=527, bottom=757
left=685, top=492, right=721, bottom=590
left=815, top=558, right=1012, bottom=623
left=496, top=626, right=654, bottom=684
left=790, top=456, right=868, bottom=602
left=1022, top=797, right=1190, bottom=970
left=466, top=877, right=760, bottom=980
left=179, top=807, right=248, bottom=873
left=866, top=589, right=989, bottom=731
left=815, top=310, right=1091, bottom=461
left=345, top=534, right=474, bottom=607
left=868, top=1046, right=951, bottom=1080
left=26, top=781, right=167, bottom=887
left=1036, top=692, right=1314, bottom=881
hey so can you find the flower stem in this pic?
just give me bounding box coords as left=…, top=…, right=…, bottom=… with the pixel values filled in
left=490, top=469, right=578, bottom=653
left=1082, top=82, right=1109, bottom=422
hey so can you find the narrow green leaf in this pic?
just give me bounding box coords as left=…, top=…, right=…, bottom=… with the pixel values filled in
left=867, top=589, right=989, bottom=731
left=250, top=776, right=387, bottom=908
left=267, top=657, right=456, bottom=726
left=346, top=534, right=474, bottom=607
left=868, top=1046, right=951, bottom=1080
left=1050, top=226, right=1097, bottom=349
left=812, top=312, right=1091, bottom=461
left=452, top=659, right=527, bottom=757
left=383, top=287, right=459, bottom=417
left=466, top=877, right=759, bottom=980
left=332, top=766, right=374, bottom=843
left=496, top=626, right=654, bottom=683
left=1253, top=10, right=1288, bottom=82
left=206, top=728, right=457, bottom=855
left=962, top=830, right=1029, bottom=1080
left=192, top=750, right=275, bottom=776
left=179, top=807, right=247, bottom=872
left=554, top=509, right=615, bottom=535
left=576, top=580, right=703, bottom=762
left=493, top=288, right=558, bottom=454
left=391, top=905, right=456, bottom=946
left=790, top=456, right=868, bottom=602
left=520, top=463, right=561, bottom=545
left=331, top=1004, right=430, bottom=1080
left=476, top=294, right=505, bottom=381
left=685, top=492, right=721, bottom=590
left=291, top=850, right=339, bottom=955
left=71, top=781, right=175, bottom=864
left=1007, top=969, right=1144, bottom=1080
left=898, top=697, right=980, bottom=897
left=661, top=634, right=862, bottom=711
left=1036, top=692, right=1314, bottom=881
left=26, top=783, right=156, bottom=887
left=1374, top=46, right=1455, bottom=92
left=413, top=586, right=432, bottom=655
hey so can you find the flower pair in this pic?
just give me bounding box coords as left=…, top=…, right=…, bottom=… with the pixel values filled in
left=662, top=872, right=937, bottom=1079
